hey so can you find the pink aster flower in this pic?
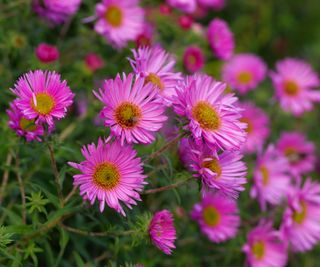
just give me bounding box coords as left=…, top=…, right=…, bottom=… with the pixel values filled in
left=281, top=178, right=320, bottom=252
left=11, top=70, right=74, bottom=130
left=276, top=132, right=316, bottom=177
left=207, top=18, right=234, bottom=60
left=166, top=0, right=197, bottom=14
left=173, top=74, right=247, bottom=150
left=68, top=139, right=146, bottom=215
left=242, top=221, right=288, bottom=267
left=33, top=0, right=81, bottom=24
left=6, top=100, right=44, bottom=142
left=135, top=22, right=154, bottom=48
left=129, top=46, right=182, bottom=106
left=183, top=46, right=205, bottom=73
left=94, top=0, right=145, bottom=49
left=94, top=73, right=167, bottom=145
left=148, top=210, right=176, bottom=255
left=186, top=139, right=247, bottom=198
left=198, top=0, right=225, bottom=10
left=222, top=54, right=267, bottom=94
left=85, top=53, right=104, bottom=72
left=238, top=102, right=269, bottom=154
left=191, top=194, right=240, bottom=243
left=35, top=43, right=59, bottom=63
left=270, top=58, right=320, bottom=116
left=251, top=145, right=291, bottom=210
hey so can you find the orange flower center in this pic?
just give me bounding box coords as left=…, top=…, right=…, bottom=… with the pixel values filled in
left=251, top=240, right=266, bottom=260
left=240, top=117, right=253, bottom=134
left=192, top=101, right=221, bottom=130
left=115, top=102, right=141, bottom=128
left=93, top=162, right=120, bottom=189
left=260, top=165, right=269, bottom=186
left=19, top=118, right=37, bottom=132
left=145, top=73, right=164, bottom=91
left=292, top=200, right=307, bottom=224
left=105, top=5, right=123, bottom=27
left=31, top=93, right=55, bottom=115
left=237, top=71, right=252, bottom=85
left=203, top=158, right=222, bottom=178
left=283, top=80, right=299, bottom=96
left=202, top=206, right=221, bottom=226
left=188, top=54, right=197, bottom=65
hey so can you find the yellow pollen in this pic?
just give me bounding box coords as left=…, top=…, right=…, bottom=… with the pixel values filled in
left=284, top=147, right=301, bottom=163
left=251, top=240, right=266, bottom=260
left=19, top=118, right=37, bottom=132
left=188, top=54, right=197, bottom=65
left=260, top=165, right=269, bottom=186
left=31, top=93, right=55, bottom=115
left=292, top=201, right=307, bottom=224
left=203, top=158, right=222, bottom=178
left=115, top=102, right=141, bottom=128
left=283, top=80, right=299, bottom=96
left=192, top=101, right=221, bottom=130
left=93, top=162, right=120, bottom=189
left=240, top=117, right=253, bottom=134
left=105, top=5, right=123, bottom=27
left=203, top=206, right=221, bottom=226
left=237, top=71, right=252, bottom=85
left=145, top=73, right=164, bottom=91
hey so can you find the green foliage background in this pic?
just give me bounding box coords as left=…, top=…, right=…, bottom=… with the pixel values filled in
left=0, top=0, right=320, bottom=266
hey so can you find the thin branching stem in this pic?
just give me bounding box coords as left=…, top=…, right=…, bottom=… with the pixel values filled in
left=0, top=150, right=13, bottom=204
left=15, top=147, right=26, bottom=224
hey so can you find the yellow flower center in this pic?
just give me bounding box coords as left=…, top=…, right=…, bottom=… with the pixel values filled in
left=105, top=5, right=123, bottom=27
left=188, top=54, right=197, bottom=65
left=19, top=118, right=37, bottom=132
left=251, top=240, right=266, bottom=260
left=31, top=93, right=55, bottom=115
left=260, top=165, right=269, bottom=186
left=292, top=201, right=307, bottom=224
left=93, top=162, right=120, bottom=189
left=283, top=80, right=299, bottom=96
left=202, top=206, right=221, bottom=226
left=203, top=158, right=222, bottom=178
left=284, top=147, right=301, bottom=163
left=240, top=117, right=253, bottom=134
left=192, top=101, right=221, bottom=130
left=145, top=73, right=164, bottom=91
left=237, top=71, right=252, bottom=85
left=115, top=102, right=141, bottom=128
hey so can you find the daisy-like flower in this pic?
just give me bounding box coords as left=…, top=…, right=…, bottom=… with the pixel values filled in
left=197, top=0, right=225, bottom=10
left=183, top=46, right=205, bottom=73
left=129, top=46, right=182, bottom=106
left=33, top=0, right=81, bottom=24
left=135, top=22, right=154, bottom=47
left=186, top=139, right=247, bottom=198
left=191, top=194, right=240, bottom=243
left=6, top=100, right=44, bottom=142
left=94, top=0, right=145, bottom=49
left=166, top=0, right=197, bottom=13
left=68, top=139, right=147, bottom=215
left=148, top=210, right=176, bottom=255
left=251, top=145, right=291, bottom=210
left=222, top=54, right=267, bottom=94
left=242, top=221, right=288, bottom=267
left=207, top=18, right=234, bottom=60
left=281, top=178, right=320, bottom=252
left=238, top=102, right=269, bottom=154
left=94, top=73, right=167, bottom=145
left=173, top=74, right=247, bottom=150
left=276, top=132, right=316, bottom=177
left=270, top=58, right=320, bottom=116
left=11, top=70, right=74, bottom=130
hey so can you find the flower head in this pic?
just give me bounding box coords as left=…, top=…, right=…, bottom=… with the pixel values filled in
left=270, top=58, right=320, bottom=116
left=11, top=70, right=74, bottom=130
left=166, top=0, right=197, bottom=13
left=191, top=194, right=240, bottom=243
left=222, top=54, right=267, bottom=94
left=85, top=53, right=104, bottom=72
left=94, top=0, right=145, bottom=49
left=183, top=46, right=205, bottom=73
left=135, top=22, right=154, bottom=47
left=35, top=43, right=59, bottom=63
left=281, top=178, right=320, bottom=252
left=173, top=74, right=247, bottom=150
left=276, top=132, right=315, bottom=177
left=238, top=102, right=269, bottom=154
left=94, top=73, right=167, bottom=145
left=198, top=0, right=225, bottom=10
left=251, top=145, right=291, bottom=210
left=68, top=139, right=147, bottom=215
left=33, top=0, right=81, bottom=24
left=129, top=46, right=182, bottom=106
left=207, top=18, right=234, bottom=60
left=7, top=100, right=44, bottom=142
left=149, top=210, right=176, bottom=255
left=242, top=221, right=288, bottom=267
